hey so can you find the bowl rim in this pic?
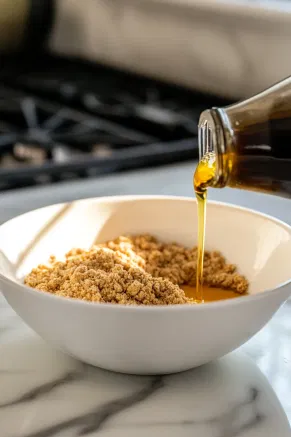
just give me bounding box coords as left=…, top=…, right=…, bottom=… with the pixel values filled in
left=0, top=194, right=291, bottom=312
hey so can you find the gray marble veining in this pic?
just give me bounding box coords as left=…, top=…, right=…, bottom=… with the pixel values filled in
left=0, top=162, right=291, bottom=436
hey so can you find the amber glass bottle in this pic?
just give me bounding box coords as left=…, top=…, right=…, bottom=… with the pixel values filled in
left=198, top=76, right=291, bottom=197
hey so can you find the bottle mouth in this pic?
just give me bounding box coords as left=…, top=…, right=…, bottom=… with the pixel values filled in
left=198, top=110, right=215, bottom=160
left=198, top=109, right=228, bottom=188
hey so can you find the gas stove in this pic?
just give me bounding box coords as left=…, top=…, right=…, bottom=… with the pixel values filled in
left=0, top=55, right=230, bottom=191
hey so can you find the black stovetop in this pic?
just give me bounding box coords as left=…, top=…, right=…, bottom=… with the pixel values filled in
left=0, top=54, right=230, bottom=191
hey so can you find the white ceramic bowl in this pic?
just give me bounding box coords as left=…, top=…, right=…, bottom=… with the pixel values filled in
left=0, top=196, right=291, bottom=375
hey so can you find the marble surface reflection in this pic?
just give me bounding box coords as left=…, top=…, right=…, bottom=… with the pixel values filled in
left=0, top=294, right=290, bottom=437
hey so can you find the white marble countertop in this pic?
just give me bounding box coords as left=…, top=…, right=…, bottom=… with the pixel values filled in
left=0, top=162, right=291, bottom=436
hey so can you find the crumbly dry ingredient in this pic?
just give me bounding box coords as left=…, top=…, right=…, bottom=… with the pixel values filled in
left=24, top=235, right=248, bottom=305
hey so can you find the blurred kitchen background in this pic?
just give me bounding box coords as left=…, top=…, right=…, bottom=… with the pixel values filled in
left=1, top=0, right=291, bottom=192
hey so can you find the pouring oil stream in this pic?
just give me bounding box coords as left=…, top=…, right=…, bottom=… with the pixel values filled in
left=194, top=121, right=216, bottom=302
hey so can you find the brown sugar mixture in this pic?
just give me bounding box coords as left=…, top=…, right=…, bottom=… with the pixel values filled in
left=24, top=235, right=249, bottom=305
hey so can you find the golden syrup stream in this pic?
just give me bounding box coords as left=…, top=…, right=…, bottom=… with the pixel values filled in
left=193, top=152, right=216, bottom=303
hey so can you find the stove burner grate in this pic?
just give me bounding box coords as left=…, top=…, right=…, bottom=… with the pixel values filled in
left=0, top=55, right=230, bottom=190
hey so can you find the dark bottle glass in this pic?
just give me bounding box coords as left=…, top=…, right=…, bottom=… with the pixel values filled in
left=198, top=76, right=291, bottom=197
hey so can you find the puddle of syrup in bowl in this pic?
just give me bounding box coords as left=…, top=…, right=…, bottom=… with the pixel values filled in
left=181, top=285, right=246, bottom=303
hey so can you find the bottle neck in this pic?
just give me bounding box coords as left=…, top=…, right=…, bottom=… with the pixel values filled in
left=198, top=108, right=233, bottom=189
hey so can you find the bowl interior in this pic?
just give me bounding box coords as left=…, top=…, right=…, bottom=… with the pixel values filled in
left=0, top=196, right=291, bottom=295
